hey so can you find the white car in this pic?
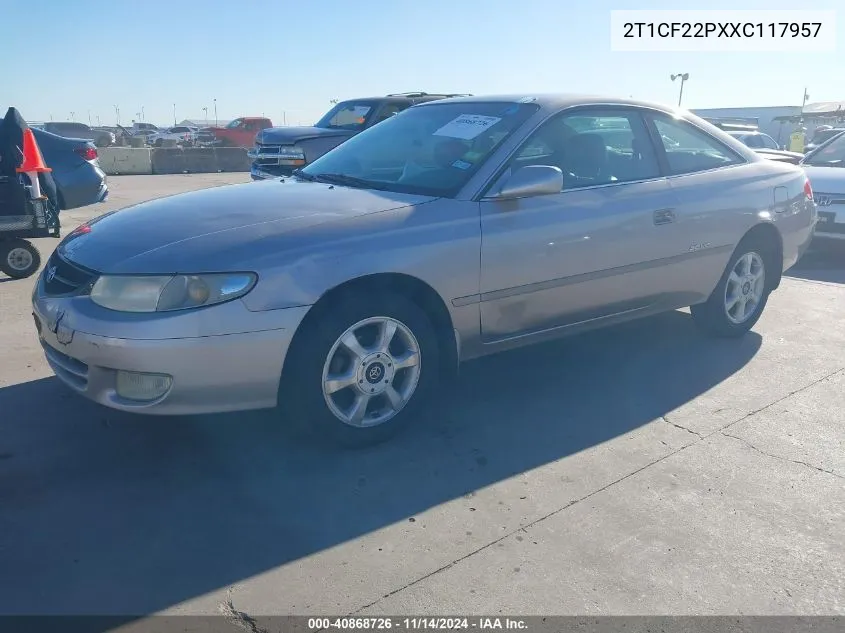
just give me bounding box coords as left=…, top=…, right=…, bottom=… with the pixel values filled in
left=148, top=126, right=198, bottom=147
left=803, top=131, right=845, bottom=242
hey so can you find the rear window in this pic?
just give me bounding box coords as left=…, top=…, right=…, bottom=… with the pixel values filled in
left=51, top=123, right=89, bottom=134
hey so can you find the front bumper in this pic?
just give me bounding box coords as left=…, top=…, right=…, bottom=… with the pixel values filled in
left=32, top=278, right=311, bottom=415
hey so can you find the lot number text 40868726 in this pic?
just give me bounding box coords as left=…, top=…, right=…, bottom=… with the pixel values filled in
left=307, top=617, right=528, bottom=631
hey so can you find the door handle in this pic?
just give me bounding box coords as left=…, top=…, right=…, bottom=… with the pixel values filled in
left=653, top=208, right=676, bottom=225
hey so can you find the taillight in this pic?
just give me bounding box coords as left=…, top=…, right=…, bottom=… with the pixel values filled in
left=803, top=178, right=813, bottom=201
left=75, top=147, right=98, bottom=161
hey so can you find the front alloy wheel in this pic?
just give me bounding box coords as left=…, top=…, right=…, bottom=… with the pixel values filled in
left=322, top=316, right=422, bottom=427
left=282, top=293, right=440, bottom=447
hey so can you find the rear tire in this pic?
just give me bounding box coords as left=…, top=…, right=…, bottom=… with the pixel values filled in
left=281, top=294, right=440, bottom=448
left=691, top=235, right=774, bottom=337
left=0, top=239, right=41, bottom=279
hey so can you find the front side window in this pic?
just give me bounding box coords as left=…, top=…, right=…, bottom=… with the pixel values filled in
left=507, top=109, right=660, bottom=190
left=650, top=115, right=744, bottom=175
left=803, top=131, right=845, bottom=167
left=226, top=119, right=244, bottom=129
left=301, top=101, right=540, bottom=197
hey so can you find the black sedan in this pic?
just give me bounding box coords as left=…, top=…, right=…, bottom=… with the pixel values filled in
left=32, top=127, right=108, bottom=210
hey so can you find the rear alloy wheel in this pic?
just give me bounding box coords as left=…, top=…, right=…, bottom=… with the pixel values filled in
left=723, top=252, right=766, bottom=325
left=691, top=239, right=771, bottom=337
left=0, top=239, right=41, bottom=279
left=283, top=294, right=439, bottom=447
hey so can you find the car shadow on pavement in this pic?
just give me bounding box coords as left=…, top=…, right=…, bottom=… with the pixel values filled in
left=0, top=310, right=762, bottom=615
left=786, top=244, right=845, bottom=284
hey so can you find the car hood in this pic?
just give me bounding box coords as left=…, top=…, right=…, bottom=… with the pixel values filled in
left=803, top=165, right=845, bottom=193
left=257, top=126, right=354, bottom=144
left=58, top=180, right=436, bottom=273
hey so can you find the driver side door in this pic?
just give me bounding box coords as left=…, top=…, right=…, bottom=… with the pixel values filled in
left=479, top=107, right=677, bottom=342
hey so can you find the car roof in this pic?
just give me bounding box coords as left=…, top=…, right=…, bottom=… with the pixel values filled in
left=411, top=93, right=681, bottom=115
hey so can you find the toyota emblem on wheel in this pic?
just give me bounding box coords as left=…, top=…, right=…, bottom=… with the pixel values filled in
left=368, top=365, right=382, bottom=381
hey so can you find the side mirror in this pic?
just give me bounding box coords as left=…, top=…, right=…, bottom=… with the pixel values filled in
left=489, top=165, right=563, bottom=200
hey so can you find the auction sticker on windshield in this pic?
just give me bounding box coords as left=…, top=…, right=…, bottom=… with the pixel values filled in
left=434, top=115, right=501, bottom=140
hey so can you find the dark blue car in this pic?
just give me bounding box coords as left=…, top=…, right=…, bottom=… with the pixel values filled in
left=32, top=127, right=108, bottom=210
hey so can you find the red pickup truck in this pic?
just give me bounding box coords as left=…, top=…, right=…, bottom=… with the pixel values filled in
left=195, top=117, right=272, bottom=148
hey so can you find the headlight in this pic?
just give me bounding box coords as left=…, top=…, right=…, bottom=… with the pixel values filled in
left=90, top=273, right=257, bottom=313
left=278, top=145, right=305, bottom=159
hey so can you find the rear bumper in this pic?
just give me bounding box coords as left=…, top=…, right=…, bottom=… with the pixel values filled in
left=57, top=164, right=108, bottom=210
left=813, top=207, right=845, bottom=241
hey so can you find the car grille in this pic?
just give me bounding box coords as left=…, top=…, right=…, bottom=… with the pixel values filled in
left=195, top=132, right=216, bottom=143
left=42, top=251, right=99, bottom=296
left=253, top=144, right=282, bottom=166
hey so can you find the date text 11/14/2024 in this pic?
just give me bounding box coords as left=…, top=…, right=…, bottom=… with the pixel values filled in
left=308, top=617, right=529, bottom=631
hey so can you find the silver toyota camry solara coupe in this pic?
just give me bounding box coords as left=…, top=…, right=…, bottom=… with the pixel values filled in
left=33, top=95, right=816, bottom=445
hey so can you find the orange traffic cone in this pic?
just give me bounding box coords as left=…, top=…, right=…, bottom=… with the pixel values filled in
left=16, top=128, right=51, bottom=199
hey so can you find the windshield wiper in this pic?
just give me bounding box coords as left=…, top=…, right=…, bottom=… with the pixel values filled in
left=291, top=169, right=317, bottom=181
left=311, top=173, right=386, bottom=190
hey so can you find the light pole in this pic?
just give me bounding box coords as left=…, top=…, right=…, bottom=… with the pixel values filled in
left=141, top=106, right=145, bottom=122
left=114, top=105, right=120, bottom=126
left=173, top=103, right=176, bottom=126
left=97, top=115, right=101, bottom=126
left=88, top=110, right=92, bottom=125
left=670, top=73, right=689, bottom=107
left=213, top=98, right=218, bottom=127
left=203, top=107, right=208, bottom=125
left=70, top=111, right=75, bottom=121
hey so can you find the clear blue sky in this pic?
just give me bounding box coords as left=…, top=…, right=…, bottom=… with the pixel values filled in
left=2, top=0, right=841, bottom=126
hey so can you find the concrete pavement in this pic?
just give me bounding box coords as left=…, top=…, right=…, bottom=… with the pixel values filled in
left=0, top=175, right=842, bottom=618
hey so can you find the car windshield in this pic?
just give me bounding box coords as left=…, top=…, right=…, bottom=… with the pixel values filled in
left=301, top=101, right=540, bottom=197
left=803, top=131, right=845, bottom=167
left=810, top=129, right=843, bottom=144
left=315, top=101, right=379, bottom=130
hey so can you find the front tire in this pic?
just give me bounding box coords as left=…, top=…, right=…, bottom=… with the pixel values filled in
left=691, top=237, right=772, bottom=337
left=281, top=294, right=440, bottom=447
left=0, top=239, right=41, bottom=279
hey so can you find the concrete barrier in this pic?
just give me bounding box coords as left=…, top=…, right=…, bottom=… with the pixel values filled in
left=182, top=148, right=218, bottom=172
left=151, top=147, right=251, bottom=174
left=213, top=147, right=251, bottom=172
left=150, top=148, right=187, bottom=174
left=98, top=147, right=153, bottom=175
left=98, top=147, right=251, bottom=175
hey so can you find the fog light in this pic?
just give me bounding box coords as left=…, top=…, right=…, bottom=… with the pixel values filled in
left=116, top=371, right=173, bottom=402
